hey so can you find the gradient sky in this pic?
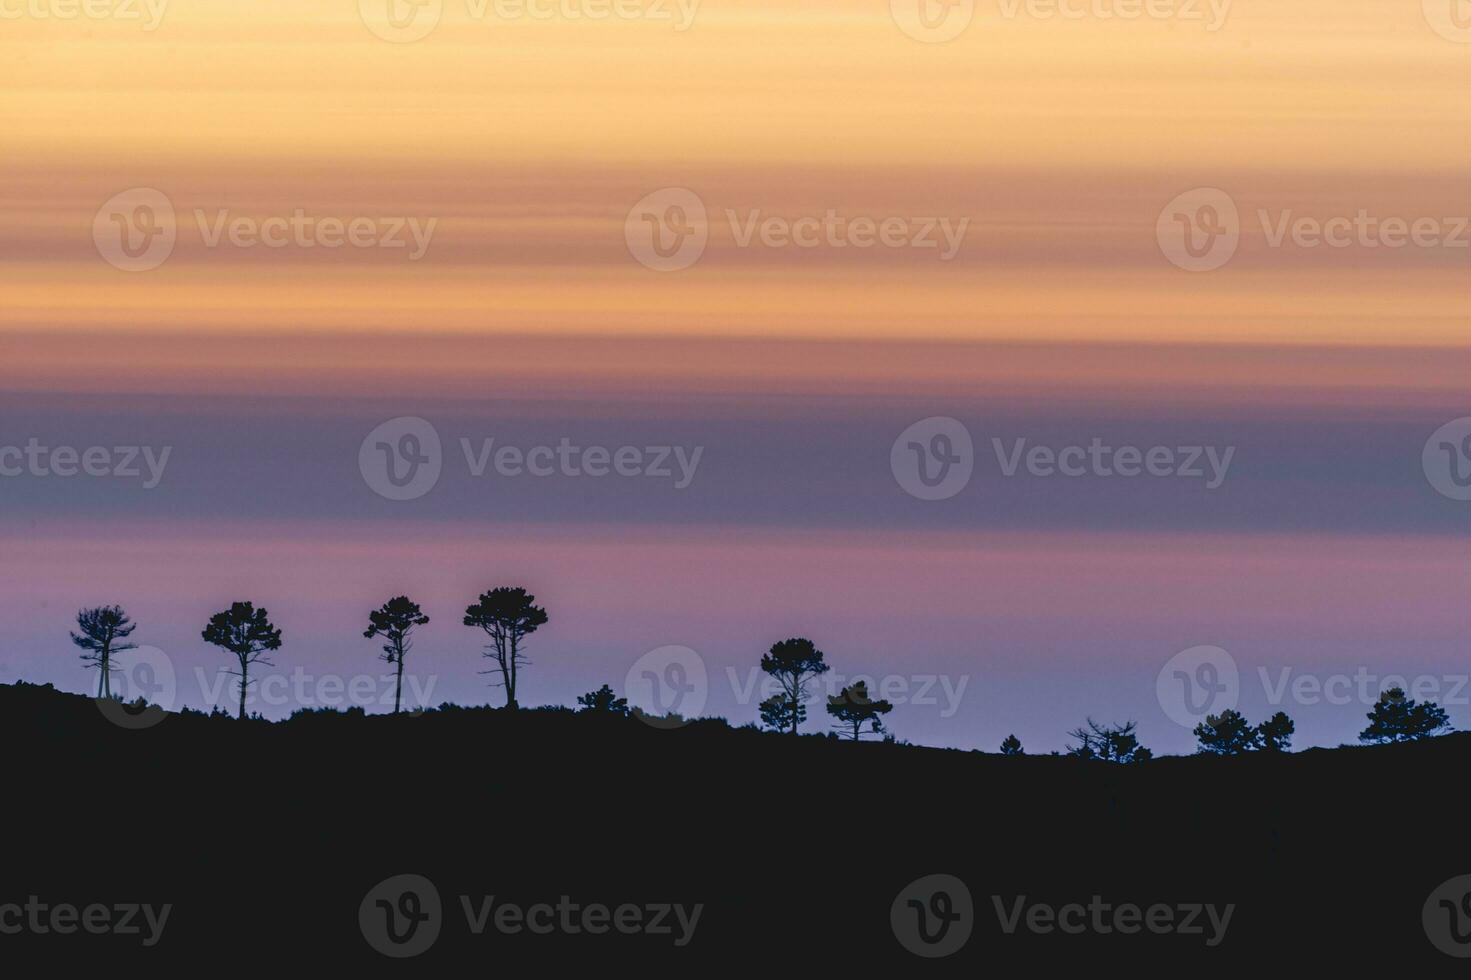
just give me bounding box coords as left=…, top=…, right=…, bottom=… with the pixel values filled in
left=3, top=0, right=1470, bottom=753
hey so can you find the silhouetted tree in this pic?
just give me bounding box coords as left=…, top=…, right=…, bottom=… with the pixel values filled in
left=1255, top=711, right=1295, bottom=752
left=201, top=602, right=283, bottom=720
left=363, top=596, right=430, bottom=715
left=758, top=637, right=830, bottom=734
left=577, top=683, right=628, bottom=715
left=1359, top=688, right=1452, bottom=743
left=71, top=605, right=137, bottom=699
left=999, top=733, right=1024, bottom=755
left=1066, top=718, right=1152, bottom=763
left=826, top=680, right=893, bottom=740
left=1194, top=708, right=1258, bottom=755
left=758, top=694, right=800, bottom=733
left=463, top=587, right=547, bottom=709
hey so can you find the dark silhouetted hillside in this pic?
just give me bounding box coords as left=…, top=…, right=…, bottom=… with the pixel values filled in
left=6, top=681, right=1468, bottom=970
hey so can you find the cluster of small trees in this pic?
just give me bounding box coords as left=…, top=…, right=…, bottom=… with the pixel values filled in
left=993, top=690, right=1454, bottom=760
left=575, top=636, right=895, bottom=741
left=1185, top=689, right=1450, bottom=756
left=65, top=600, right=1459, bottom=750
left=1192, top=709, right=1295, bottom=754
left=1357, top=688, right=1452, bottom=744
left=994, top=720, right=1153, bottom=762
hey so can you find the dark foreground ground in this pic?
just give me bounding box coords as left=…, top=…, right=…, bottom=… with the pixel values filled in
left=5, top=680, right=1468, bottom=970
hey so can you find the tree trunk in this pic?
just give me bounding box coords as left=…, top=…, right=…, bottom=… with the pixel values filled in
left=506, top=636, right=518, bottom=709
left=100, top=640, right=112, bottom=698
left=394, top=652, right=404, bottom=715
left=502, top=635, right=517, bottom=709
left=237, top=658, right=248, bottom=720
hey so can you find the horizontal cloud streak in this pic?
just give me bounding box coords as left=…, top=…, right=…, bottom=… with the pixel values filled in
left=0, top=344, right=1465, bottom=536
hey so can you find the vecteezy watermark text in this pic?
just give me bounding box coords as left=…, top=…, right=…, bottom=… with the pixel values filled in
left=890, top=875, right=1233, bottom=957
left=359, top=874, right=701, bottom=958
left=992, top=437, right=1233, bottom=489
left=0, top=897, right=171, bottom=946
left=359, top=417, right=705, bottom=501
left=726, top=666, right=968, bottom=719
left=461, top=895, right=702, bottom=945
left=891, top=417, right=1235, bottom=501
left=0, top=0, right=168, bottom=29
left=194, top=209, right=437, bottom=260
left=1158, top=186, right=1470, bottom=272
left=889, top=0, right=1230, bottom=43
left=0, top=440, right=171, bottom=488
left=460, top=438, right=702, bottom=488
left=1157, top=644, right=1470, bottom=729
left=992, top=895, right=1233, bottom=946
left=625, top=188, right=970, bottom=272
left=358, top=0, right=699, bottom=44
left=195, top=667, right=440, bottom=714
left=725, top=209, right=969, bottom=260
left=93, top=188, right=438, bottom=272
left=997, top=0, right=1230, bottom=30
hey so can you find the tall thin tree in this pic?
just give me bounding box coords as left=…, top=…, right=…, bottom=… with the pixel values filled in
left=759, top=637, right=831, bottom=735
left=71, top=605, right=137, bottom=698
left=364, top=596, right=430, bottom=714
left=201, top=602, right=283, bottom=720
left=463, top=587, right=548, bottom=709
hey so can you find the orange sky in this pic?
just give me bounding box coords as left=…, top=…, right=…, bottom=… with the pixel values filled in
left=3, top=0, right=1469, bottom=359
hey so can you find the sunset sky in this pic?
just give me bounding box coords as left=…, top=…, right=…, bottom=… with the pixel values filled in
left=3, top=0, right=1470, bottom=753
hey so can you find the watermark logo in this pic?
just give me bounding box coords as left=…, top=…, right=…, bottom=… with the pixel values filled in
left=359, top=0, right=443, bottom=42
left=625, top=645, right=707, bottom=728
left=1425, top=875, right=1471, bottom=957
left=1424, top=0, right=1471, bottom=42
left=360, top=417, right=443, bottom=501
left=96, top=645, right=175, bottom=730
left=625, top=188, right=708, bottom=272
left=891, top=874, right=973, bottom=957
left=361, top=874, right=443, bottom=957
left=890, top=0, right=975, bottom=42
left=891, top=417, right=974, bottom=501
left=1156, top=187, right=1239, bottom=272
left=94, top=188, right=176, bottom=273
left=1157, top=644, right=1238, bottom=729
left=1423, top=417, right=1471, bottom=501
